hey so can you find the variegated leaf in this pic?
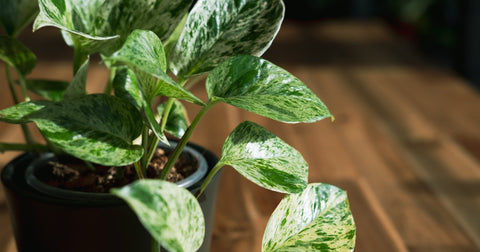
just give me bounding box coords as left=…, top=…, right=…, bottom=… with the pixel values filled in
left=262, top=183, right=356, bottom=252
left=219, top=121, right=307, bottom=193
left=105, top=29, right=203, bottom=105
left=0, top=36, right=36, bottom=75
left=0, top=100, right=50, bottom=123
left=26, top=94, right=144, bottom=166
left=24, top=79, right=69, bottom=101
left=113, top=67, right=168, bottom=144
left=33, top=0, right=194, bottom=55
left=207, top=55, right=332, bottom=123
left=169, top=0, right=284, bottom=78
left=0, top=0, right=39, bottom=36
left=157, top=100, right=189, bottom=138
left=63, top=58, right=88, bottom=99
left=112, top=179, right=205, bottom=252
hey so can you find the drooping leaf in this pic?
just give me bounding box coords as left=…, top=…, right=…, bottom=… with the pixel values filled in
left=63, top=58, right=88, bottom=99
left=26, top=94, right=144, bottom=166
left=33, top=0, right=194, bottom=55
left=0, top=36, right=36, bottom=75
left=24, top=79, right=69, bottom=101
left=219, top=121, right=308, bottom=193
left=112, top=179, right=205, bottom=252
left=105, top=29, right=203, bottom=105
left=113, top=67, right=168, bottom=144
left=0, top=100, right=50, bottom=123
left=169, top=0, right=285, bottom=78
left=207, top=55, right=332, bottom=123
left=157, top=100, right=189, bottom=138
left=0, top=0, right=39, bottom=36
left=262, top=183, right=356, bottom=252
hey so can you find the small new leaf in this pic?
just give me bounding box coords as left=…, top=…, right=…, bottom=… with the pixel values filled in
left=219, top=121, right=308, bottom=193
left=207, top=55, right=332, bottom=123
left=262, top=183, right=356, bottom=252
left=112, top=180, right=205, bottom=252
left=105, top=29, right=203, bottom=105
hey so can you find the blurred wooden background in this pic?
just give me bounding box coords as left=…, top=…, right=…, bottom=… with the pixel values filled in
left=1, top=20, right=480, bottom=251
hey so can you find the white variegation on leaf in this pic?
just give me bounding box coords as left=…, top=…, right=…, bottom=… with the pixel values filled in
left=169, top=0, right=285, bottom=78
left=262, top=183, right=356, bottom=252
left=105, top=29, right=203, bottom=105
left=0, top=100, right=49, bottom=124
left=112, top=180, right=205, bottom=252
left=0, top=36, right=36, bottom=75
left=207, top=55, right=332, bottom=123
left=219, top=121, right=308, bottom=193
left=34, top=0, right=194, bottom=55
left=25, top=94, right=144, bottom=166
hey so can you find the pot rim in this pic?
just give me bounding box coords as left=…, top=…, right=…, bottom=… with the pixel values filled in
left=8, top=142, right=208, bottom=204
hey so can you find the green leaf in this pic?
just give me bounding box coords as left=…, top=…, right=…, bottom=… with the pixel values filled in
left=157, top=100, right=189, bottom=138
left=33, top=0, right=194, bottom=55
left=105, top=29, right=203, bottom=105
left=219, top=121, right=308, bottom=193
left=0, top=0, right=39, bottom=36
left=26, top=94, right=144, bottom=166
left=0, top=100, right=50, bottom=123
left=207, top=55, right=332, bottom=123
left=113, top=67, right=168, bottom=144
left=24, top=79, right=69, bottom=101
left=0, top=36, right=36, bottom=75
left=112, top=179, right=205, bottom=252
left=262, top=183, right=356, bottom=252
left=63, top=58, right=88, bottom=99
left=169, top=0, right=284, bottom=78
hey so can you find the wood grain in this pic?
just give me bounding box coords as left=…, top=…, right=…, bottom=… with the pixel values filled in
left=1, top=20, right=480, bottom=251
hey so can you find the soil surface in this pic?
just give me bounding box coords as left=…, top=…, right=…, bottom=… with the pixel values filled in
left=35, top=148, right=198, bottom=193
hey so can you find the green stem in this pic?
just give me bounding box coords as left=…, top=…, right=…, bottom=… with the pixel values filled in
left=159, top=98, right=175, bottom=132
left=183, top=73, right=206, bottom=90
left=134, top=161, right=146, bottom=179
left=104, top=67, right=116, bottom=94
left=5, top=66, right=20, bottom=104
left=159, top=100, right=218, bottom=180
left=6, top=67, right=35, bottom=145
left=196, top=161, right=224, bottom=198
left=141, top=126, right=150, bottom=173
left=0, top=142, right=49, bottom=152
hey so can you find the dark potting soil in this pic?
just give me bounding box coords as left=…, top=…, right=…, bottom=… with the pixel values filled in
left=34, top=148, right=198, bottom=193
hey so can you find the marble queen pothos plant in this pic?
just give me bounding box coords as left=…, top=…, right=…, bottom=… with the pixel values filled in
left=0, top=0, right=356, bottom=251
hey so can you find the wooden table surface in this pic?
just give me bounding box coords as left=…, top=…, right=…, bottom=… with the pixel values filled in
left=1, top=20, right=480, bottom=251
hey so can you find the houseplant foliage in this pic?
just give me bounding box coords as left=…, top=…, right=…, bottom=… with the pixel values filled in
left=0, top=0, right=356, bottom=251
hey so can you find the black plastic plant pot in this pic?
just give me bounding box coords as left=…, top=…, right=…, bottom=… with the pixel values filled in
left=1, top=142, right=221, bottom=252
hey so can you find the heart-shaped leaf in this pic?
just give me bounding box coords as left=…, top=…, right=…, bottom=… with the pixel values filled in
left=105, top=29, right=203, bottom=105
left=262, top=183, right=356, bottom=252
left=112, top=179, right=205, bottom=252
left=0, top=0, right=39, bottom=36
left=219, top=121, right=308, bottom=193
left=0, top=36, right=36, bottom=75
left=24, top=79, right=69, bottom=101
left=207, top=55, right=332, bottom=123
left=157, top=100, right=189, bottom=138
left=169, top=0, right=284, bottom=78
left=63, top=58, right=88, bottom=99
left=34, top=0, right=194, bottom=55
left=26, top=94, right=144, bottom=166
